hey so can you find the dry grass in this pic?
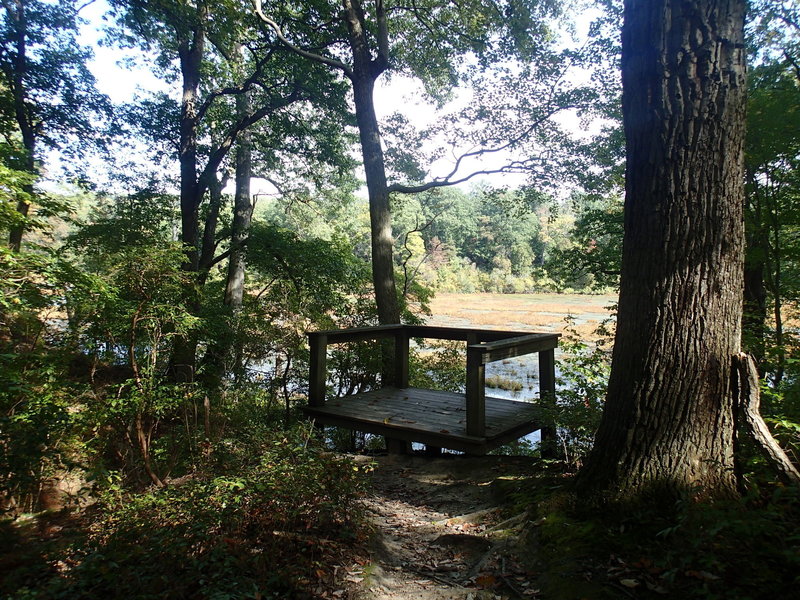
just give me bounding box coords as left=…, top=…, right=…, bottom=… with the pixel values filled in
left=423, top=292, right=617, bottom=339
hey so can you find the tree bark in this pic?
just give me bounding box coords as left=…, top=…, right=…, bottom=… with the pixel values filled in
left=352, top=74, right=400, bottom=325
left=767, top=198, right=785, bottom=383
left=577, top=0, right=747, bottom=498
left=224, top=90, right=253, bottom=310
left=169, top=2, right=210, bottom=382
left=343, top=0, right=400, bottom=326
left=177, top=5, right=206, bottom=274
left=201, top=88, right=254, bottom=389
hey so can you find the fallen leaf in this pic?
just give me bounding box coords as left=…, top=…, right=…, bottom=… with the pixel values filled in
left=645, top=581, right=669, bottom=595
left=620, top=579, right=640, bottom=588
left=476, top=574, right=497, bottom=588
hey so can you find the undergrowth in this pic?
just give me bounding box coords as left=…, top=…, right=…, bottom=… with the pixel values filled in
left=0, top=425, right=371, bottom=600
left=499, top=469, right=800, bottom=599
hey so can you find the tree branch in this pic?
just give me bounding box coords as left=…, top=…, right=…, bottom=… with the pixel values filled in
left=194, top=52, right=270, bottom=125
left=252, top=0, right=353, bottom=79
left=387, top=105, right=566, bottom=194
left=196, top=86, right=302, bottom=199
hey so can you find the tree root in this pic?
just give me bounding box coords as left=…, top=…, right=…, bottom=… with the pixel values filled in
left=732, top=353, right=800, bottom=486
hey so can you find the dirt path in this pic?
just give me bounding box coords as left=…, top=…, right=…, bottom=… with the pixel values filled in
left=349, top=454, right=542, bottom=600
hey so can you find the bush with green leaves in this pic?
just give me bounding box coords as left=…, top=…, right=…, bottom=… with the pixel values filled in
left=0, top=221, right=91, bottom=511
left=409, top=340, right=466, bottom=393
left=550, top=318, right=613, bottom=466
left=5, top=426, right=371, bottom=600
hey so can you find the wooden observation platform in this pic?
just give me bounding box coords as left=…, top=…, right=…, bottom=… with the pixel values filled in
left=305, top=325, right=560, bottom=454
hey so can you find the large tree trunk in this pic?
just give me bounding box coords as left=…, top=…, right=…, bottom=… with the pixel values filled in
left=201, top=90, right=255, bottom=389
left=343, top=0, right=400, bottom=326
left=577, top=0, right=747, bottom=498
left=767, top=198, right=785, bottom=383
left=170, top=9, right=206, bottom=382
left=352, top=74, right=400, bottom=325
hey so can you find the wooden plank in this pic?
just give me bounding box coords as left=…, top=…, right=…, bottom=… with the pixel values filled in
left=466, top=346, right=486, bottom=436
left=476, top=333, right=561, bottom=364
left=311, top=324, right=403, bottom=343
left=304, top=386, right=544, bottom=453
left=305, top=405, right=483, bottom=440
left=303, top=409, right=491, bottom=454
left=405, top=325, right=531, bottom=342
left=394, top=329, right=410, bottom=388
left=308, top=333, right=328, bottom=407
left=324, top=388, right=538, bottom=427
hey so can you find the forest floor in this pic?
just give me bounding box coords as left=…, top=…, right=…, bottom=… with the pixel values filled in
left=346, top=453, right=549, bottom=600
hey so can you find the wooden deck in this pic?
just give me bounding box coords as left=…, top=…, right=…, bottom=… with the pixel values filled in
left=304, top=386, right=544, bottom=454
left=306, top=324, right=560, bottom=455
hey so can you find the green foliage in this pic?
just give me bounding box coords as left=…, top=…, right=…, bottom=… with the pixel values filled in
left=56, top=193, right=202, bottom=485
left=550, top=317, right=612, bottom=467
left=0, top=206, right=92, bottom=509
left=214, top=221, right=377, bottom=399
left=392, top=186, right=578, bottom=294
left=3, top=426, right=371, bottom=600
left=409, top=341, right=466, bottom=393
left=547, top=192, right=623, bottom=292
left=0, top=353, right=76, bottom=514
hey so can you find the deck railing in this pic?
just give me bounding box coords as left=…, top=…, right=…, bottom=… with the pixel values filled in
left=308, top=324, right=559, bottom=440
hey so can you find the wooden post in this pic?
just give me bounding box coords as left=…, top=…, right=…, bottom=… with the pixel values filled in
left=308, top=333, right=327, bottom=407
left=539, top=348, right=556, bottom=458
left=466, top=344, right=485, bottom=437
left=386, top=438, right=412, bottom=455
left=395, top=327, right=409, bottom=388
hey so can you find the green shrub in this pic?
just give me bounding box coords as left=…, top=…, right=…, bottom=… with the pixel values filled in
left=18, top=426, right=370, bottom=600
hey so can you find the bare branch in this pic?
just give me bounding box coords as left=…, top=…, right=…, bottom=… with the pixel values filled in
left=252, top=0, right=353, bottom=78
left=76, top=0, right=98, bottom=14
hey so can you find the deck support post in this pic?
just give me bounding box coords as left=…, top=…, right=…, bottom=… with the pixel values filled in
left=386, top=438, right=412, bottom=455
left=466, top=343, right=486, bottom=437
left=394, top=328, right=409, bottom=388
left=309, top=333, right=328, bottom=407
left=538, top=348, right=557, bottom=458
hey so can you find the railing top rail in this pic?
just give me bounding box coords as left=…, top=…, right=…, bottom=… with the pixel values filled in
left=309, top=324, right=403, bottom=343
left=468, top=332, right=561, bottom=364
left=307, top=324, right=554, bottom=344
